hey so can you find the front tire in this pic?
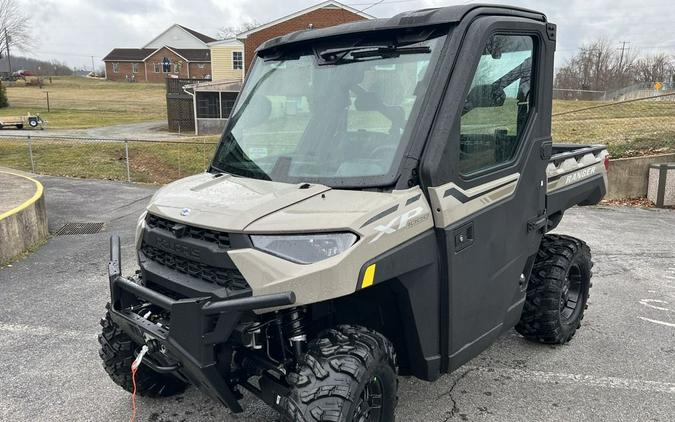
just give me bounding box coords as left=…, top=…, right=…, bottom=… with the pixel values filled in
left=283, top=325, right=398, bottom=422
left=516, top=234, right=593, bottom=344
left=98, top=305, right=187, bottom=397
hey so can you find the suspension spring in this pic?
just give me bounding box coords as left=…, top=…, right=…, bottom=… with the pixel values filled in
left=282, top=307, right=307, bottom=362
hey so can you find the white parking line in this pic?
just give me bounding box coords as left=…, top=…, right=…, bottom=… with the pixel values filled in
left=0, top=322, right=96, bottom=339
left=466, top=366, right=675, bottom=394
left=638, top=316, right=675, bottom=329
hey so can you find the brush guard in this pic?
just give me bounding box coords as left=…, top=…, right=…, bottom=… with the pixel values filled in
left=106, top=234, right=295, bottom=412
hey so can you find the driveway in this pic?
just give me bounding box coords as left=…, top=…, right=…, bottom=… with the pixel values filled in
left=0, top=120, right=194, bottom=141
left=0, top=176, right=673, bottom=421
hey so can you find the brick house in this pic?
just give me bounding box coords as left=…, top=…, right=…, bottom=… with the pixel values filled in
left=103, top=24, right=215, bottom=82
left=237, top=1, right=372, bottom=72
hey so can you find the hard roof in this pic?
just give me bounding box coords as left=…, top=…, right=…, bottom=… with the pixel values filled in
left=258, top=4, right=546, bottom=53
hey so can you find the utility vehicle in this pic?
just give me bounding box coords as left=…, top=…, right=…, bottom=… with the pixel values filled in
left=0, top=113, right=43, bottom=129
left=99, top=4, right=608, bottom=421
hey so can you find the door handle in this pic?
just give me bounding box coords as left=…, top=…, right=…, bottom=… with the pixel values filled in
left=453, top=222, right=474, bottom=252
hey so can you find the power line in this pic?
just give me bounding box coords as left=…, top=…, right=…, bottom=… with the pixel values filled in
left=358, top=0, right=385, bottom=12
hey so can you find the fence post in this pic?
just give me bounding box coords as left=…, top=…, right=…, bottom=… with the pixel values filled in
left=27, top=135, right=35, bottom=173
left=124, top=141, right=131, bottom=183
left=203, top=138, right=207, bottom=170
left=178, top=142, right=182, bottom=177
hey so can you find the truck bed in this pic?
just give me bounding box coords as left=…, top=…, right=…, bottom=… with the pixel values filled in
left=546, top=143, right=609, bottom=221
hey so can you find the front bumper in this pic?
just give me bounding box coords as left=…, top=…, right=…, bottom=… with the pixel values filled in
left=107, top=234, right=295, bottom=412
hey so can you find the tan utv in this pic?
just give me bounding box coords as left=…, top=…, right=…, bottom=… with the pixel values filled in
left=99, top=4, right=609, bottom=421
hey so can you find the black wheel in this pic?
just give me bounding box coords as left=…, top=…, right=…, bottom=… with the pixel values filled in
left=29, top=119, right=39, bottom=127
left=283, top=325, right=398, bottom=422
left=98, top=305, right=187, bottom=397
left=16, top=124, right=23, bottom=129
left=516, top=234, right=593, bottom=344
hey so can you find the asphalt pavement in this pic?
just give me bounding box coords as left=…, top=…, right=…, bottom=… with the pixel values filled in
left=0, top=175, right=673, bottom=422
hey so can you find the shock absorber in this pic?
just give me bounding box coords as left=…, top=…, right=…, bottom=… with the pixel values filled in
left=283, top=307, right=307, bottom=363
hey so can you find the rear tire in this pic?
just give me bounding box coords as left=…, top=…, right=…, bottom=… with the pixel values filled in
left=16, top=124, right=23, bottom=129
left=98, top=305, right=187, bottom=397
left=516, top=234, right=593, bottom=344
left=282, top=325, right=398, bottom=422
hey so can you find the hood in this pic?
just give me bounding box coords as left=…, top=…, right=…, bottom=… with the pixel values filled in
left=146, top=173, right=330, bottom=232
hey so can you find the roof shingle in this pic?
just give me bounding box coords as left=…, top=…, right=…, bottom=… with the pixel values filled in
left=103, top=47, right=211, bottom=62
left=177, top=25, right=216, bottom=43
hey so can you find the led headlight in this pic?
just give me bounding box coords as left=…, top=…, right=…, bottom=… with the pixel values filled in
left=250, top=233, right=358, bottom=264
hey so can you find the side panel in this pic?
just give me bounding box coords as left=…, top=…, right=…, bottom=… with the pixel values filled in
left=334, top=230, right=442, bottom=381
left=420, top=17, right=556, bottom=372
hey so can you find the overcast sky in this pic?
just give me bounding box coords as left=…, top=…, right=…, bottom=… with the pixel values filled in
left=17, top=0, right=675, bottom=69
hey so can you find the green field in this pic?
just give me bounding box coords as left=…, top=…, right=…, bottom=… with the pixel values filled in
left=0, top=139, right=218, bottom=184
left=2, top=76, right=166, bottom=129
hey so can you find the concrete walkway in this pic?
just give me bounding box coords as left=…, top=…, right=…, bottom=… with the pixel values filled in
left=0, top=175, right=674, bottom=421
left=0, top=172, right=35, bottom=214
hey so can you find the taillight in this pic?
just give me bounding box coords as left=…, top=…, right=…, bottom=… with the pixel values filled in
left=603, top=155, right=610, bottom=172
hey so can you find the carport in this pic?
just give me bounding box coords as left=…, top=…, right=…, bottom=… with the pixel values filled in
left=183, top=80, right=242, bottom=135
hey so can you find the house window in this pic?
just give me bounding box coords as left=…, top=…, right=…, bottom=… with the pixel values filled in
left=132, top=63, right=139, bottom=73
left=154, top=63, right=161, bottom=73
left=112, top=62, right=119, bottom=73
left=174, top=62, right=182, bottom=73
left=232, top=51, right=243, bottom=70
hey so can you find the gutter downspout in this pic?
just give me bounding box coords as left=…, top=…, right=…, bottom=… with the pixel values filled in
left=182, top=84, right=198, bottom=135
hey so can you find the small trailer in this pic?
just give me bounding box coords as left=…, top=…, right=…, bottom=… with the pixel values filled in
left=0, top=113, right=44, bottom=129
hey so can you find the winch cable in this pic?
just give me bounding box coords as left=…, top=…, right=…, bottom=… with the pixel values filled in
left=129, top=345, right=149, bottom=422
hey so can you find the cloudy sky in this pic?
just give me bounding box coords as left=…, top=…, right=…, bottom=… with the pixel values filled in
left=17, top=0, right=675, bottom=69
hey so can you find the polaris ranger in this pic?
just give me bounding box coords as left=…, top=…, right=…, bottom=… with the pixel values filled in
left=99, top=4, right=609, bottom=421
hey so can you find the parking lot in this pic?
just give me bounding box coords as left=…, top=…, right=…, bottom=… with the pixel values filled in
left=0, top=175, right=673, bottom=422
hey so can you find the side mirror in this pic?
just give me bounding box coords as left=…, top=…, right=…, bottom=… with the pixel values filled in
left=354, top=91, right=383, bottom=112
left=463, top=84, right=506, bottom=114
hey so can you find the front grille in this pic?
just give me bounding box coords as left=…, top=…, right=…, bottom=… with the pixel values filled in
left=141, top=243, right=249, bottom=291
left=146, top=214, right=231, bottom=249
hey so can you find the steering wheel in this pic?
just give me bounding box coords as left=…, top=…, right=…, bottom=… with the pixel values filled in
left=369, top=144, right=397, bottom=159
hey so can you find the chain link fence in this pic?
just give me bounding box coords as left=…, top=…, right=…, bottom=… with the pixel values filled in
left=552, top=91, right=675, bottom=158
left=0, top=135, right=218, bottom=184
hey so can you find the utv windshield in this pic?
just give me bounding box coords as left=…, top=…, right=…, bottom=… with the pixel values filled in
left=211, top=31, right=447, bottom=187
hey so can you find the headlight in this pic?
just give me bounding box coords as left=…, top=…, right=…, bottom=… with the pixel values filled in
left=250, top=233, right=357, bottom=264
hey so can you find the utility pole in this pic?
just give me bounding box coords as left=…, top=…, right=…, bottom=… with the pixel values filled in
left=617, top=41, right=631, bottom=70
left=4, top=28, right=11, bottom=75
left=91, top=56, right=95, bottom=74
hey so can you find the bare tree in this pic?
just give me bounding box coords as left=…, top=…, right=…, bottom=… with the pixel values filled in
left=633, top=53, right=674, bottom=83
left=0, top=0, right=32, bottom=50
left=216, top=21, right=259, bottom=40
left=555, top=38, right=674, bottom=94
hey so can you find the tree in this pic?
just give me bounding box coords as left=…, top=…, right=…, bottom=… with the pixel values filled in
left=0, top=0, right=32, bottom=50
left=554, top=38, right=673, bottom=94
left=216, top=21, right=259, bottom=39
left=0, top=82, right=9, bottom=108
left=633, top=53, right=674, bottom=84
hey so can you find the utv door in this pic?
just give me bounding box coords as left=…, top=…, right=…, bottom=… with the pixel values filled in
left=420, top=17, right=555, bottom=371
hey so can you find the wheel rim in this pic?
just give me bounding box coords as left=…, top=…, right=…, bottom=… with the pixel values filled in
left=560, top=263, right=583, bottom=322
left=353, top=375, right=384, bottom=422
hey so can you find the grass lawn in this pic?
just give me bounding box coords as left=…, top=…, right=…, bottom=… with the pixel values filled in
left=0, top=139, right=218, bottom=184
left=1, top=76, right=166, bottom=129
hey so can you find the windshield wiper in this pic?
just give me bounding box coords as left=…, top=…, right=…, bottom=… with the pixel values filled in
left=318, top=45, right=430, bottom=64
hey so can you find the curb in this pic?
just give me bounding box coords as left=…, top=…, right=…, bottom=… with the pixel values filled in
left=0, top=171, right=49, bottom=265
